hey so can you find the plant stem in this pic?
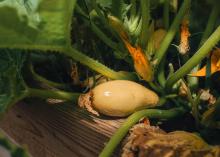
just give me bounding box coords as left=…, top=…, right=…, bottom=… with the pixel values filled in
left=29, top=63, right=68, bottom=89
left=90, top=21, right=119, bottom=51
left=148, top=82, right=163, bottom=94
left=153, top=0, right=191, bottom=69
left=163, top=0, right=169, bottom=30
left=165, top=26, right=220, bottom=92
left=2, top=44, right=137, bottom=81
left=76, top=4, right=123, bottom=53
left=158, top=58, right=166, bottom=87
left=65, top=47, right=138, bottom=80
left=28, top=88, right=80, bottom=103
left=91, top=0, right=117, bottom=37
left=199, top=5, right=219, bottom=46
left=139, top=0, right=150, bottom=48
left=188, top=4, right=219, bottom=89
left=130, top=0, right=137, bottom=20
left=99, top=107, right=186, bottom=157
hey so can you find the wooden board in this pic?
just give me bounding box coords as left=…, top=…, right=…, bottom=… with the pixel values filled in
left=0, top=100, right=125, bottom=157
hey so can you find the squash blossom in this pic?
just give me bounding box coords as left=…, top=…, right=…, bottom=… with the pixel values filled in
left=108, top=15, right=153, bottom=82
left=190, top=48, right=220, bottom=77
left=179, top=19, right=190, bottom=55
left=122, top=38, right=153, bottom=81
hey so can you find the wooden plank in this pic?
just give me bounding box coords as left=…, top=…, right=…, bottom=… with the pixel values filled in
left=0, top=100, right=125, bottom=157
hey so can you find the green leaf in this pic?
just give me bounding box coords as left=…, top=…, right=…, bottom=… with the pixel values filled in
left=0, top=50, right=28, bottom=115
left=0, top=130, right=30, bottom=157
left=0, top=0, right=76, bottom=51
left=96, top=0, right=112, bottom=8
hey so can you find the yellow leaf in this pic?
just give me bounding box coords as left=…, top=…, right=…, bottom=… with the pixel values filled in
left=190, top=48, right=220, bottom=77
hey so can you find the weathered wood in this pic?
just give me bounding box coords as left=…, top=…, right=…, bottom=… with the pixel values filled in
left=0, top=100, right=125, bottom=157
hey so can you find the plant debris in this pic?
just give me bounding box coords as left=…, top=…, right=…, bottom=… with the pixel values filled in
left=122, top=123, right=220, bottom=157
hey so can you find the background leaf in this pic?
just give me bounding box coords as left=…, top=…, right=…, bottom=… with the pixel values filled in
left=0, top=50, right=28, bottom=115
left=0, top=0, right=76, bottom=50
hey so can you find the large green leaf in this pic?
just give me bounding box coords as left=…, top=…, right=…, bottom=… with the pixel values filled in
left=0, top=0, right=76, bottom=50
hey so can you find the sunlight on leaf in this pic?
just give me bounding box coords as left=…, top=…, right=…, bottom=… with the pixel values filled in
left=0, top=0, right=76, bottom=50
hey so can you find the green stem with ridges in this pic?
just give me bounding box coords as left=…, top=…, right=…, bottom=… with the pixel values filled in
left=188, top=3, right=219, bottom=89
left=1, top=44, right=137, bottom=81
left=65, top=47, right=137, bottom=80
left=28, top=88, right=80, bottom=103
left=139, top=0, right=150, bottom=48
left=165, top=26, right=220, bottom=92
left=99, top=107, right=187, bottom=157
left=153, top=0, right=191, bottom=69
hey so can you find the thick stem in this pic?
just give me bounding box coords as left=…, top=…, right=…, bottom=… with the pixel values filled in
left=188, top=4, right=219, bottom=89
left=139, top=0, right=150, bottom=48
left=163, top=0, right=169, bottom=30
left=153, top=0, right=191, bottom=69
left=165, top=26, right=220, bottom=92
left=76, top=4, right=122, bottom=53
left=199, top=4, right=219, bottom=46
left=28, top=88, right=80, bottom=103
left=99, top=107, right=186, bottom=157
left=29, top=63, right=67, bottom=89
left=2, top=45, right=137, bottom=81
left=158, top=58, right=166, bottom=87
left=65, top=47, right=137, bottom=80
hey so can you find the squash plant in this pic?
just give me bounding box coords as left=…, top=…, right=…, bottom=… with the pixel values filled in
left=0, top=0, right=220, bottom=157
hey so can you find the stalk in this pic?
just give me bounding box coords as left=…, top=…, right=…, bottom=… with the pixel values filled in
left=163, top=0, right=169, bottom=30
left=139, top=0, right=150, bottom=48
left=199, top=4, right=219, bottom=46
left=153, top=0, right=191, bottom=69
left=158, top=58, right=166, bottom=87
left=188, top=4, right=219, bottom=89
left=65, top=47, right=138, bottom=80
left=165, top=26, right=220, bottom=92
left=158, top=0, right=169, bottom=86
left=91, top=0, right=117, bottom=37
left=2, top=45, right=137, bottom=81
left=130, top=0, right=137, bottom=20
left=29, top=63, right=68, bottom=89
left=90, top=22, right=119, bottom=51
left=28, top=88, right=80, bottom=103
left=76, top=4, right=122, bottom=53
left=99, top=107, right=186, bottom=157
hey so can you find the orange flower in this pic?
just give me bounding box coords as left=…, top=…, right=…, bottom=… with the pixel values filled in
left=108, top=15, right=153, bottom=81
left=179, top=19, right=190, bottom=55
left=122, top=37, right=153, bottom=82
left=190, top=48, right=220, bottom=77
